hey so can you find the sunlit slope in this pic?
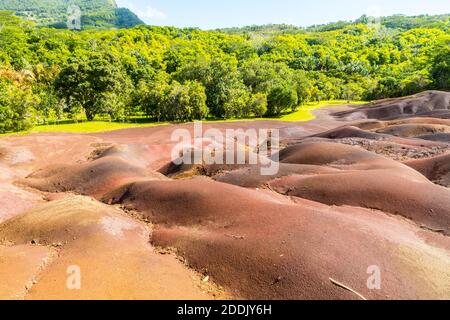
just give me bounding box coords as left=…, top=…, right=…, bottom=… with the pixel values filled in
left=0, top=0, right=143, bottom=28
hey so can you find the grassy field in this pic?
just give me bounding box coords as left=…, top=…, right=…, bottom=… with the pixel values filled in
left=1, top=100, right=365, bottom=136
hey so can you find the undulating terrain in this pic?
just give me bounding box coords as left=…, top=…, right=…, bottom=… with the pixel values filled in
left=0, top=90, right=449, bottom=300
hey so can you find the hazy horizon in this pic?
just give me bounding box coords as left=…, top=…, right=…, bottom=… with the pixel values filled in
left=116, top=0, right=450, bottom=29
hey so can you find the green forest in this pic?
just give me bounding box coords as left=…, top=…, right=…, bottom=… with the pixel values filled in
left=0, top=0, right=143, bottom=29
left=0, top=10, right=449, bottom=133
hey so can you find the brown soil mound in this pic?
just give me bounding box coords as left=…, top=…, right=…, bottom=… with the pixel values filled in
left=271, top=141, right=449, bottom=234
left=349, top=118, right=450, bottom=144
left=101, top=177, right=450, bottom=299
left=315, top=123, right=448, bottom=148
left=213, top=141, right=448, bottom=233
left=1, top=93, right=450, bottom=300
left=386, top=117, right=450, bottom=126
left=275, top=141, right=424, bottom=175
left=89, top=144, right=159, bottom=169
left=0, top=245, right=55, bottom=299
left=305, top=118, right=449, bottom=161
left=418, top=133, right=450, bottom=142
left=0, top=134, right=100, bottom=167
left=0, top=196, right=216, bottom=300
left=334, top=91, right=450, bottom=121
left=0, top=183, right=43, bottom=223
left=0, top=147, right=8, bottom=161
left=376, top=124, right=450, bottom=138
left=0, top=146, right=35, bottom=165
left=24, top=156, right=167, bottom=198
left=405, top=153, right=450, bottom=188
left=415, top=110, right=450, bottom=119
left=158, top=150, right=256, bottom=178
left=335, top=138, right=447, bottom=161
left=268, top=170, right=450, bottom=235
left=214, top=163, right=339, bottom=188
left=314, top=126, right=385, bottom=140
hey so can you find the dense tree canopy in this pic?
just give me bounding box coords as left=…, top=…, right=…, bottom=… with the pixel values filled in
left=0, top=11, right=449, bottom=132
left=431, top=42, right=450, bottom=91
left=54, top=54, right=130, bottom=120
left=0, top=0, right=143, bottom=29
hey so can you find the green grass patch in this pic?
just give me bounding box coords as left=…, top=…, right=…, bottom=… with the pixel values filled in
left=31, top=121, right=169, bottom=133
left=0, top=121, right=171, bottom=136
left=1, top=100, right=366, bottom=136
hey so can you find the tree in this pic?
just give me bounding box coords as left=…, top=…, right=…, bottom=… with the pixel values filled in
left=246, top=93, right=268, bottom=118
left=184, top=80, right=209, bottom=120
left=0, top=80, right=36, bottom=133
left=341, top=82, right=365, bottom=101
left=292, top=70, right=314, bottom=108
left=401, top=71, right=432, bottom=96
left=222, top=85, right=251, bottom=119
left=176, top=57, right=248, bottom=119
left=267, top=82, right=298, bottom=116
left=55, top=55, right=130, bottom=121
left=430, top=44, right=450, bottom=90
left=240, top=59, right=278, bottom=92
left=163, top=80, right=208, bottom=121
left=367, top=77, right=401, bottom=99
left=133, top=71, right=171, bottom=121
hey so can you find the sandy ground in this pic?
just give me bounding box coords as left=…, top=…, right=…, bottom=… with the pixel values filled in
left=0, top=91, right=449, bottom=300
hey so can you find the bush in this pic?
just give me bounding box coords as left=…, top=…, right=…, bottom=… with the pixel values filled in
left=267, top=82, right=298, bottom=116
left=0, top=81, right=36, bottom=133
left=163, top=80, right=208, bottom=121
left=246, top=93, right=268, bottom=118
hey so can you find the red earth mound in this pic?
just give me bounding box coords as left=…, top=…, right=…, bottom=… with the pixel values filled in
left=0, top=196, right=218, bottom=300
left=1, top=92, right=449, bottom=300
left=418, top=133, right=450, bottom=142
left=268, top=170, right=450, bottom=235
left=214, top=163, right=339, bottom=188
left=214, top=141, right=450, bottom=234
left=276, top=141, right=424, bottom=173
left=101, top=177, right=450, bottom=299
left=314, top=126, right=385, bottom=140
left=276, top=142, right=450, bottom=234
left=314, top=123, right=449, bottom=147
left=334, top=91, right=450, bottom=121
left=375, top=124, right=450, bottom=138
left=23, top=153, right=167, bottom=198
left=302, top=117, right=450, bottom=161
left=405, top=153, right=450, bottom=188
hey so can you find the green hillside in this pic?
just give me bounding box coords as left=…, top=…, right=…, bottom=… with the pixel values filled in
left=0, top=0, right=144, bottom=29
left=217, top=14, right=449, bottom=35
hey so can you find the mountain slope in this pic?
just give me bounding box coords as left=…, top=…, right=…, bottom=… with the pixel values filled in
left=0, top=0, right=144, bottom=29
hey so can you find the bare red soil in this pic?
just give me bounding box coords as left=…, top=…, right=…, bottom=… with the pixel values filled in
left=333, top=91, right=450, bottom=121
left=0, top=91, right=449, bottom=300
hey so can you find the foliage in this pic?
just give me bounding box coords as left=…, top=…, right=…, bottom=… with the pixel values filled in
left=54, top=54, right=131, bottom=120
left=0, top=0, right=143, bottom=29
left=0, top=72, right=37, bottom=133
left=431, top=42, right=450, bottom=90
left=0, top=11, right=448, bottom=132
